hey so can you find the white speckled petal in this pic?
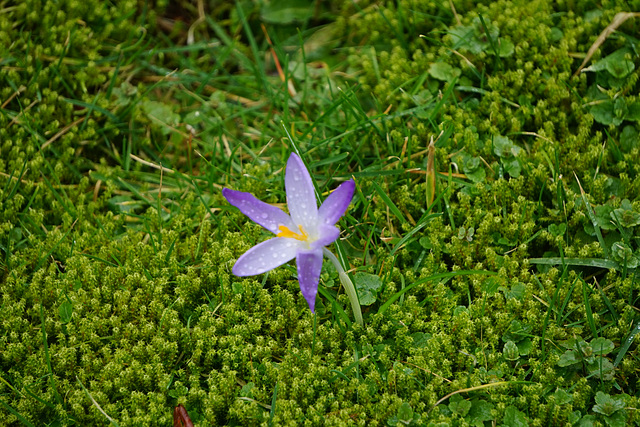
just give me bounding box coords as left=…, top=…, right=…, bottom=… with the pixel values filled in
left=311, top=224, right=340, bottom=250
left=223, top=188, right=295, bottom=234
left=318, top=180, right=355, bottom=226
left=232, top=237, right=299, bottom=276
left=285, top=153, right=318, bottom=231
left=296, top=248, right=324, bottom=313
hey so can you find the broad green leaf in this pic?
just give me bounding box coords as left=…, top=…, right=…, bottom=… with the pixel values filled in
left=503, top=157, right=521, bottom=178
left=590, top=337, right=614, bottom=355
left=411, top=332, right=432, bottom=348
left=467, top=399, right=495, bottom=424
left=493, top=135, right=521, bottom=157
left=397, top=402, right=414, bottom=423
left=604, top=50, right=636, bottom=78
left=517, top=338, right=532, bottom=356
left=620, top=125, right=638, bottom=151
left=503, top=340, right=519, bottom=361
left=593, top=391, right=625, bottom=416
left=558, top=350, right=579, bottom=367
left=354, top=272, right=382, bottom=306
left=626, top=101, right=640, bottom=121
left=140, top=100, right=180, bottom=135
left=584, top=48, right=636, bottom=78
left=260, top=0, right=314, bottom=24
left=59, top=301, right=73, bottom=323
left=501, top=282, right=525, bottom=300
left=604, top=411, right=628, bottom=427
left=428, top=62, right=461, bottom=82
left=612, top=199, right=640, bottom=228
left=594, top=204, right=617, bottom=230
left=502, top=405, right=528, bottom=427
left=587, top=358, right=615, bottom=381
left=589, top=100, right=618, bottom=126
left=550, top=388, right=573, bottom=405
left=497, top=38, right=514, bottom=57
left=548, top=223, right=566, bottom=237
left=466, top=166, right=486, bottom=183
left=449, top=395, right=472, bottom=417
left=611, top=241, right=639, bottom=268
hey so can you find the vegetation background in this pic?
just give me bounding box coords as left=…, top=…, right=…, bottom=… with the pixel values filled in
left=1, top=0, right=640, bottom=425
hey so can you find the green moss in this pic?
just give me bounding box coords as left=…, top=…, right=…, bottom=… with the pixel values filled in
left=2, top=0, right=640, bottom=425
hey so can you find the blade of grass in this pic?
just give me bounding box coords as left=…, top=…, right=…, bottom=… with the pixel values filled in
left=428, top=77, right=458, bottom=129
left=0, top=398, right=35, bottom=427
left=574, top=172, right=609, bottom=259
left=581, top=278, right=598, bottom=338
left=614, top=319, right=640, bottom=367
left=378, top=270, right=496, bottom=315
left=390, top=213, right=441, bottom=256
left=318, top=285, right=352, bottom=328
left=426, top=136, right=436, bottom=208
left=559, top=276, right=579, bottom=325
left=76, top=375, right=120, bottom=426
left=3, top=159, right=28, bottom=199
left=477, top=14, right=501, bottom=70
left=528, top=257, right=620, bottom=270
left=371, top=181, right=406, bottom=225
left=35, top=221, right=76, bottom=271
left=268, top=382, right=278, bottom=427
left=236, top=2, right=271, bottom=99
left=39, top=169, right=73, bottom=217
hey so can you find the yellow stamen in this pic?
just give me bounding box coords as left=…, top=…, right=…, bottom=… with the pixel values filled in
left=277, top=225, right=308, bottom=241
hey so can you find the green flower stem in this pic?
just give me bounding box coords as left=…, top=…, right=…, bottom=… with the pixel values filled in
left=323, top=248, right=363, bottom=326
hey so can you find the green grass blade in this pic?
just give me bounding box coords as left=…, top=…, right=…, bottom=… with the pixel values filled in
left=390, top=213, right=441, bottom=256
left=378, top=270, right=496, bottom=315
left=0, top=397, right=35, bottom=427
left=581, top=278, right=598, bottom=338
left=371, top=181, right=406, bottom=225
left=268, top=382, right=278, bottom=427
left=318, top=285, right=352, bottom=328
left=76, top=375, right=120, bottom=426
left=574, top=173, right=609, bottom=259
left=528, top=257, right=621, bottom=270
left=614, top=320, right=640, bottom=367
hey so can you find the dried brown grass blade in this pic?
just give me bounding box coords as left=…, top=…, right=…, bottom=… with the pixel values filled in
left=573, top=12, right=640, bottom=77
left=426, top=136, right=436, bottom=208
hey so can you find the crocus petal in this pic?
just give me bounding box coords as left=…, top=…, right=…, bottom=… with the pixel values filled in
left=318, top=179, right=355, bottom=226
left=296, top=248, right=323, bottom=312
left=285, top=153, right=318, bottom=231
left=232, top=237, right=299, bottom=276
left=223, top=188, right=295, bottom=234
left=311, top=224, right=340, bottom=249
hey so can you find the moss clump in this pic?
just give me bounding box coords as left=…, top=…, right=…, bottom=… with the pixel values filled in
left=2, top=0, right=640, bottom=425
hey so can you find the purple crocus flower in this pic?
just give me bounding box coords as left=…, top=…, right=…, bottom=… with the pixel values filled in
left=222, top=153, right=355, bottom=312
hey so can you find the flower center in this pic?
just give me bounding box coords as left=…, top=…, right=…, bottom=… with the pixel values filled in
left=277, top=225, right=309, bottom=241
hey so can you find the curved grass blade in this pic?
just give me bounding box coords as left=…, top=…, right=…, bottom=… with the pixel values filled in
left=528, top=257, right=621, bottom=270
left=614, top=319, right=640, bottom=367
left=378, top=270, right=497, bottom=315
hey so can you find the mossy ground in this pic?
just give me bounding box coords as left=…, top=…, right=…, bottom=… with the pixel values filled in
left=1, top=0, right=640, bottom=425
